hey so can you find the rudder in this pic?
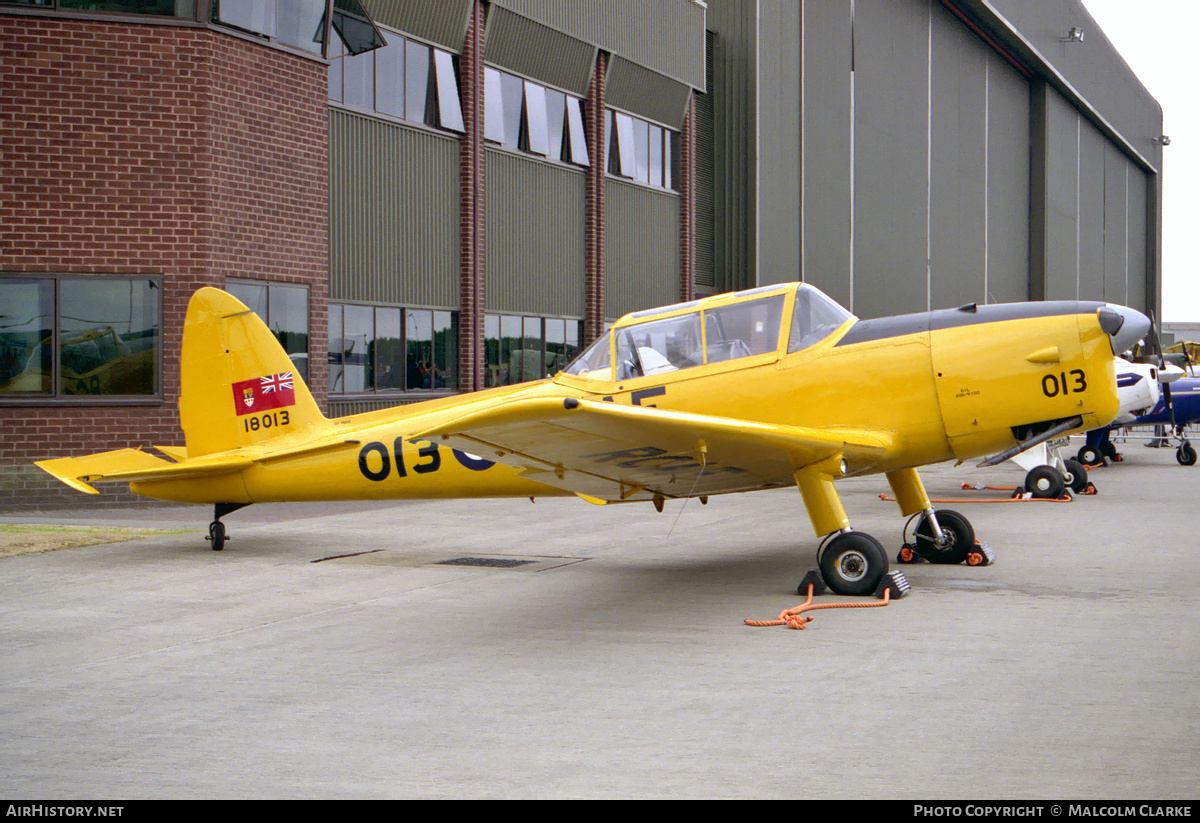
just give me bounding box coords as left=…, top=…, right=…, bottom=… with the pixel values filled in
left=180, top=288, right=326, bottom=456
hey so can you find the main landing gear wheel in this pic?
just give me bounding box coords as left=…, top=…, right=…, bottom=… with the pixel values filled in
left=1077, top=445, right=1101, bottom=466
left=1062, top=458, right=1089, bottom=494
left=1024, top=465, right=1065, bottom=499
left=1177, top=442, right=1197, bottom=466
left=914, top=509, right=975, bottom=565
left=818, top=532, right=888, bottom=596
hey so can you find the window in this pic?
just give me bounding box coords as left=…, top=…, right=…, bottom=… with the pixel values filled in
left=615, top=312, right=703, bottom=379
left=607, top=110, right=677, bottom=190
left=566, top=293, right=791, bottom=381
left=705, top=295, right=785, bottom=361
left=484, top=67, right=589, bottom=167
left=0, top=275, right=160, bottom=401
left=213, top=0, right=384, bottom=57
left=1, top=0, right=194, bottom=17
left=329, top=28, right=464, bottom=133
left=328, top=304, right=457, bottom=394
left=788, top=284, right=853, bottom=352
left=485, top=313, right=582, bottom=386
left=226, top=280, right=310, bottom=382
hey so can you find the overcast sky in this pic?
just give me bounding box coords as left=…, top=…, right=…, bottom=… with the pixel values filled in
left=1081, top=0, right=1200, bottom=323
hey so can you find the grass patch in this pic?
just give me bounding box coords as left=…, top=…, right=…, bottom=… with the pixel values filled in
left=0, top=524, right=197, bottom=557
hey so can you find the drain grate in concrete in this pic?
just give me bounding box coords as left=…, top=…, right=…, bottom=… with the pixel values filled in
left=436, top=557, right=537, bottom=568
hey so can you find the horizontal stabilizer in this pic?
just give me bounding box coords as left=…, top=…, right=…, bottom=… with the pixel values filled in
left=36, top=437, right=365, bottom=494
left=35, top=448, right=253, bottom=492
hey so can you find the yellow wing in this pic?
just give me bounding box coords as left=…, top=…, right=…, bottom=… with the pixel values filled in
left=414, top=397, right=893, bottom=502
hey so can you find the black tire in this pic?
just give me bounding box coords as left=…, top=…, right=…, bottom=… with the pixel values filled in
left=818, top=532, right=888, bottom=596
left=1101, top=439, right=1120, bottom=459
left=1024, top=465, right=1065, bottom=499
left=1077, top=445, right=1101, bottom=466
left=1177, top=442, right=1197, bottom=466
left=1062, top=458, right=1089, bottom=494
left=914, top=509, right=975, bottom=565
left=209, top=521, right=226, bottom=551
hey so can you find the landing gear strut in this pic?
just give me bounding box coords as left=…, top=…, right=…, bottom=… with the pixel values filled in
left=206, top=503, right=248, bottom=551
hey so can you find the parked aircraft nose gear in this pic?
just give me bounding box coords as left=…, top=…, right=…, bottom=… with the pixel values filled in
left=912, top=509, right=975, bottom=564
left=1177, top=442, right=1197, bottom=466
left=817, top=531, right=888, bottom=596
left=1024, top=464, right=1065, bottom=499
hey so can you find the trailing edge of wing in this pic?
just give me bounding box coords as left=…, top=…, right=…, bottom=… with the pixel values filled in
left=413, top=397, right=893, bottom=501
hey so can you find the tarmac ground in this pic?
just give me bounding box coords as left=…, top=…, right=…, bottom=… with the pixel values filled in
left=1, top=436, right=1196, bottom=799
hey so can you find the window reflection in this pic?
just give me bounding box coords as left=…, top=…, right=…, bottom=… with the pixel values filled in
left=58, top=279, right=159, bottom=396
left=0, top=278, right=54, bottom=395
left=485, top=313, right=583, bottom=386
left=328, top=303, right=458, bottom=394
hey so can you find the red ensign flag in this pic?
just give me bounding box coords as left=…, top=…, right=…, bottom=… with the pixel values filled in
left=232, top=372, right=296, bottom=416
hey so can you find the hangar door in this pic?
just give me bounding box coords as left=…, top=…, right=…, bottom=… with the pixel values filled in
left=852, top=0, right=1030, bottom=319
left=1043, top=88, right=1149, bottom=308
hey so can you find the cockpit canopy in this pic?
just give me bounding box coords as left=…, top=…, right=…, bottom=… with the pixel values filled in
left=563, top=283, right=853, bottom=380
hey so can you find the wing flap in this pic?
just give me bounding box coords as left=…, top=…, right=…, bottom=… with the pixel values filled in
left=415, top=397, right=892, bottom=501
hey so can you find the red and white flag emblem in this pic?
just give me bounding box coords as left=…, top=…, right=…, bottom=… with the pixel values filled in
left=232, top=372, right=296, bottom=416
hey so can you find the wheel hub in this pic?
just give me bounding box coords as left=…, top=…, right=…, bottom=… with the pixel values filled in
left=835, top=550, right=868, bottom=582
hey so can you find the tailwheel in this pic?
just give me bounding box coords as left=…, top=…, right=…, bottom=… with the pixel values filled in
left=207, top=520, right=226, bottom=551
left=913, top=509, right=974, bottom=565
left=818, top=532, right=888, bottom=596
left=1024, top=465, right=1065, bottom=499
left=205, top=503, right=248, bottom=551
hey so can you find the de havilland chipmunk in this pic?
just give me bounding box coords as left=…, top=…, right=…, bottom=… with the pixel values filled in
left=35, top=283, right=1149, bottom=596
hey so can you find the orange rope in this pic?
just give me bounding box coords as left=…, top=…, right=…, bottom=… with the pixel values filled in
left=878, top=492, right=1072, bottom=504
left=745, top=585, right=892, bottom=629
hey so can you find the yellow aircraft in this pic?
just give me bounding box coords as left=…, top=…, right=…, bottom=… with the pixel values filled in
left=35, top=284, right=1149, bottom=595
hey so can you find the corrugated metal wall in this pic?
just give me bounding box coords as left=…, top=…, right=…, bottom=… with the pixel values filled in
left=329, top=110, right=460, bottom=307
left=606, top=56, right=692, bottom=129
left=492, top=0, right=706, bottom=91
left=851, top=1, right=1032, bottom=318
left=1042, top=86, right=1148, bottom=305
left=702, top=3, right=756, bottom=296
left=693, top=32, right=715, bottom=292
left=485, top=6, right=596, bottom=96
left=604, top=179, right=680, bottom=318
left=361, top=0, right=471, bottom=52
left=798, top=0, right=852, bottom=308
left=485, top=149, right=587, bottom=317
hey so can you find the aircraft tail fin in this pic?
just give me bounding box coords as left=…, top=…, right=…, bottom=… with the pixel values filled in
left=180, top=288, right=327, bottom=457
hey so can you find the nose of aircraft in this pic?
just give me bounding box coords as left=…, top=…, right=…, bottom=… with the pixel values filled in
left=1099, top=304, right=1152, bottom=355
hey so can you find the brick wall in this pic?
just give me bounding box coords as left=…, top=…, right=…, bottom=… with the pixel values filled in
left=0, top=17, right=328, bottom=510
